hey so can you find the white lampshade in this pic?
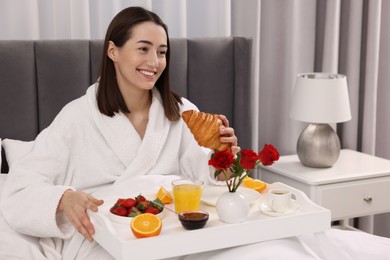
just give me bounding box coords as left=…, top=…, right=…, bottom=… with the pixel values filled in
left=290, top=73, right=352, bottom=123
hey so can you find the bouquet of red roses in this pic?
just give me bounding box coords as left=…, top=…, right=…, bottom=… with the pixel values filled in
left=208, top=144, right=280, bottom=192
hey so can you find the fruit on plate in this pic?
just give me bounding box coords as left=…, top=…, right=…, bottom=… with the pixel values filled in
left=156, top=186, right=173, bottom=204
left=121, top=198, right=137, bottom=209
left=131, top=213, right=162, bottom=238
left=111, top=206, right=128, bottom=216
left=135, top=194, right=147, bottom=203
left=110, top=194, right=164, bottom=218
left=242, top=176, right=267, bottom=192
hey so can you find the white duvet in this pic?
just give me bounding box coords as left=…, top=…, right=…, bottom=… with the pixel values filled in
left=0, top=174, right=50, bottom=260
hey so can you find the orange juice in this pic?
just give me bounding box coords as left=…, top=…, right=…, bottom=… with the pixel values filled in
left=172, top=179, right=203, bottom=213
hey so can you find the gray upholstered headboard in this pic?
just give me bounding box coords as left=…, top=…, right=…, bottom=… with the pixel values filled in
left=0, top=37, right=252, bottom=173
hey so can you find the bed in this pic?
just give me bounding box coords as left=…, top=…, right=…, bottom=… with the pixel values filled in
left=0, top=38, right=389, bottom=259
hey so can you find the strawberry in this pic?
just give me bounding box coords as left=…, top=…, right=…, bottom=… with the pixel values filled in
left=115, top=198, right=125, bottom=207
left=135, top=194, right=147, bottom=204
left=145, top=206, right=160, bottom=215
left=112, top=206, right=127, bottom=216
left=136, top=201, right=149, bottom=212
left=121, top=198, right=137, bottom=209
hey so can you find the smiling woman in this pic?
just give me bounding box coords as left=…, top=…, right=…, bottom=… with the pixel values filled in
left=97, top=7, right=178, bottom=121
left=0, top=6, right=241, bottom=259
left=107, top=21, right=169, bottom=138
left=108, top=22, right=168, bottom=97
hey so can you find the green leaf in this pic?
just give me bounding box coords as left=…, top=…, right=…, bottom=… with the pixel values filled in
left=128, top=211, right=140, bottom=217
left=214, top=169, right=223, bottom=178
left=127, top=207, right=141, bottom=217
left=231, top=171, right=242, bottom=178
left=236, top=152, right=242, bottom=162
left=151, top=198, right=164, bottom=212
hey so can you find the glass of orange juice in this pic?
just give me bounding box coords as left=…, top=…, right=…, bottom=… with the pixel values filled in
left=172, top=179, right=204, bottom=213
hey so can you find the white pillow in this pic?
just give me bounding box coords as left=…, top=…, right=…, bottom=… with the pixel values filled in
left=2, top=139, right=34, bottom=169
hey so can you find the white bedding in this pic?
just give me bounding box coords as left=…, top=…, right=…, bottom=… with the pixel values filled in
left=1, top=173, right=390, bottom=259
left=0, top=174, right=46, bottom=259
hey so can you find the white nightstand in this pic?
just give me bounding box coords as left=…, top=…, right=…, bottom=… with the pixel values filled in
left=260, top=149, right=390, bottom=233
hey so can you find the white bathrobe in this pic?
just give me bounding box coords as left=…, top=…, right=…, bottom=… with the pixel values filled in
left=1, top=83, right=215, bottom=258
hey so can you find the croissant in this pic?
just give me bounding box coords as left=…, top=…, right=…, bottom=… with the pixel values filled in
left=182, top=110, right=230, bottom=151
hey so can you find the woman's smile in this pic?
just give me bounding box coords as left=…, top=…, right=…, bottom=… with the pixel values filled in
left=109, top=21, right=168, bottom=93
left=138, top=69, right=157, bottom=79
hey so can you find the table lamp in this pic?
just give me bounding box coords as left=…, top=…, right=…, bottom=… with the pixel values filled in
left=290, top=73, right=352, bottom=168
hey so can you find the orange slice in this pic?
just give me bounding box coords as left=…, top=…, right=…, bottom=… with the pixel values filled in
left=156, top=186, right=173, bottom=204
left=242, top=176, right=267, bottom=193
left=242, top=176, right=255, bottom=188
left=130, top=213, right=162, bottom=238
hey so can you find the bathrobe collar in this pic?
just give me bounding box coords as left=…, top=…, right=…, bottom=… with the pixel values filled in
left=86, top=84, right=170, bottom=181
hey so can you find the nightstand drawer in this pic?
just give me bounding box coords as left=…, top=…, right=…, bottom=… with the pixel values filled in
left=317, top=176, right=390, bottom=220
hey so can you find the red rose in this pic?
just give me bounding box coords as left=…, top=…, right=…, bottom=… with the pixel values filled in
left=240, top=149, right=260, bottom=170
left=208, top=150, right=234, bottom=170
left=259, top=144, right=280, bottom=166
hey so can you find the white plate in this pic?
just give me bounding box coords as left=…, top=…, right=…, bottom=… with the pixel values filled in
left=201, top=186, right=261, bottom=206
left=258, top=199, right=300, bottom=217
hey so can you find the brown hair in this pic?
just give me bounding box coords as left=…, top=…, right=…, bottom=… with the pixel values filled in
left=97, top=6, right=182, bottom=121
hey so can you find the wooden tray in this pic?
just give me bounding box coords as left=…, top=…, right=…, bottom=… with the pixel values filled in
left=88, top=182, right=331, bottom=260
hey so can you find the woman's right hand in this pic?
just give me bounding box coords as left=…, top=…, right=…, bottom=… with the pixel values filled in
left=58, top=190, right=104, bottom=242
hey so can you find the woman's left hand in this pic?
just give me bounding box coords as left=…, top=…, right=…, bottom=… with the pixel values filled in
left=218, top=114, right=240, bottom=155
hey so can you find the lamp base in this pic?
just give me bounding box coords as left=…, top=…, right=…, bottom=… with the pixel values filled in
left=297, top=123, right=341, bottom=168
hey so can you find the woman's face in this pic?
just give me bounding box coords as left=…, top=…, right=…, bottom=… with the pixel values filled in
left=109, top=21, right=168, bottom=93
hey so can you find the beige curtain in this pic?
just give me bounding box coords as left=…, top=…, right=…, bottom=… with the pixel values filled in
left=232, top=0, right=389, bottom=236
